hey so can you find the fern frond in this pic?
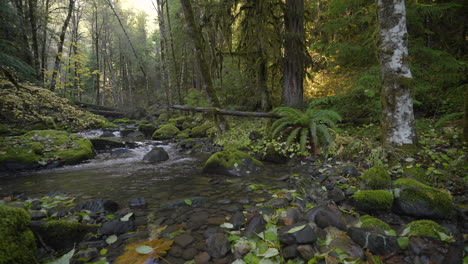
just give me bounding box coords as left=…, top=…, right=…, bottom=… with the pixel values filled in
left=271, top=120, right=291, bottom=138
left=286, top=127, right=301, bottom=148
left=273, top=107, right=303, bottom=119
left=299, top=128, right=308, bottom=153
left=317, top=124, right=333, bottom=146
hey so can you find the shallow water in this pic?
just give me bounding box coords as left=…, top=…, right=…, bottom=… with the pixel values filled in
left=0, top=133, right=291, bottom=209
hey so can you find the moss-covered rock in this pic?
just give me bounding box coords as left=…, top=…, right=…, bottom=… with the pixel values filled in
left=0, top=130, right=95, bottom=171
left=0, top=204, right=37, bottom=264
left=158, top=113, right=169, bottom=122
left=203, top=149, right=263, bottom=176
left=169, top=116, right=187, bottom=126
left=113, top=118, right=139, bottom=124
left=34, top=220, right=95, bottom=251
left=138, top=123, right=157, bottom=138
left=152, top=124, right=180, bottom=140
left=403, top=167, right=430, bottom=184
left=359, top=215, right=395, bottom=236
left=190, top=124, right=211, bottom=138
left=393, top=178, right=454, bottom=219
left=90, top=138, right=125, bottom=151
left=359, top=166, right=391, bottom=189
left=401, top=220, right=450, bottom=240
left=177, top=132, right=189, bottom=138
left=352, top=190, right=394, bottom=211
left=258, top=145, right=289, bottom=164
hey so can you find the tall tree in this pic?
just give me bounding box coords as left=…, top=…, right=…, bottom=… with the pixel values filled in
left=378, top=0, right=417, bottom=146
left=282, top=0, right=305, bottom=108
left=180, top=0, right=228, bottom=130
left=49, top=0, right=75, bottom=91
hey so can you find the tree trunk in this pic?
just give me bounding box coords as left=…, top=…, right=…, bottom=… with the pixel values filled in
left=464, top=89, right=468, bottom=142
left=49, top=0, right=75, bottom=92
left=282, top=0, right=305, bottom=108
left=40, top=0, right=50, bottom=83
left=155, top=0, right=172, bottom=107
left=93, top=2, right=100, bottom=106
left=378, top=0, right=417, bottom=146
left=180, top=0, right=228, bottom=130
left=27, top=0, right=40, bottom=77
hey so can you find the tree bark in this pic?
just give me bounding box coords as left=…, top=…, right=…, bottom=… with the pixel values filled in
left=464, top=89, right=468, bottom=142
left=27, top=0, right=40, bottom=77
left=282, top=0, right=305, bottom=108
left=49, top=0, right=75, bottom=92
left=378, top=0, right=417, bottom=146
left=180, top=0, right=228, bottom=130
left=40, top=0, right=50, bottom=83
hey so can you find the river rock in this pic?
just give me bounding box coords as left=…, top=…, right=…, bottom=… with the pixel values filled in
left=281, top=207, right=302, bottom=226
left=182, top=248, right=199, bottom=260
left=29, top=210, right=47, bottom=220
left=76, top=248, right=99, bottom=260
left=203, top=150, right=263, bottom=177
left=231, top=211, right=245, bottom=229
left=195, top=252, right=210, bottom=264
left=129, top=197, right=147, bottom=209
left=347, top=227, right=400, bottom=255
left=143, top=147, right=169, bottom=162
left=175, top=234, right=195, bottom=248
left=164, top=197, right=208, bottom=209
left=328, top=187, right=346, bottom=203
left=90, top=138, right=125, bottom=150
left=75, top=199, right=119, bottom=213
left=341, top=164, right=361, bottom=177
left=206, top=233, right=230, bottom=258
left=100, top=131, right=115, bottom=137
left=138, top=123, right=157, bottom=138
left=243, top=214, right=265, bottom=237
left=169, top=245, right=183, bottom=257
left=279, top=222, right=318, bottom=245
left=297, top=245, right=316, bottom=261
left=264, top=198, right=289, bottom=209
left=282, top=245, right=298, bottom=259
left=304, top=204, right=346, bottom=231
left=99, top=221, right=135, bottom=235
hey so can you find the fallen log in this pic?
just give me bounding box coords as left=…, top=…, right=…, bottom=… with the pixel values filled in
left=170, top=105, right=283, bottom=119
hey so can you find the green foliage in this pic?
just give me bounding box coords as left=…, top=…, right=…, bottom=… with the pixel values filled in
left=183, top=88, right=209, bottom=107
left=270, top=106, right=342, bottom=154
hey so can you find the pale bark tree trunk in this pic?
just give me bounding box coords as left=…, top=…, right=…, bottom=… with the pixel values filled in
left=282, top=0, right=305, bottom=108
left=378, top=0, right=417, bottom=146
left=50, top=0, right=75, bottom=92
left=180, top=0, right=228, bottom=130
left=40, top=0, right=50, bottom=83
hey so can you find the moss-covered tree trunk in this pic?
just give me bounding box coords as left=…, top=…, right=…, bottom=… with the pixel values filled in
left=282, top=0, right=305, bottom=108
left=378, top=0, right=417, bottom=146
left=180, top=0, right=228, bottom=130
left=464, top=89, right=468, bottom=142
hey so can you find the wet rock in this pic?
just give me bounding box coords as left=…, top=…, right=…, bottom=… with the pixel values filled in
left=75, top=199, right=119, bottom=213
left=138, top=123, right=157, bottom=138
left=30, top=200, right=42, bottom=210
left=175, top=234, right=195, bottom=248
left=328, top=187, right=345, bottom=203
left=244, top=214, right=265, bottom=237
left=264, top=198, right=289, bottom=209
left=238, top=199, right=250, bottom=205
left=99, top=221, right=135, bottom=235
left=279, top=222, right=318, bottom=245
left=195, top=252, right=210, bottom=264
left=169, top=245, right=183, bottom=257
left=100, top=131, right=115, bottom=137
left=231, top=211, right=245, bottom=229
left=120, top=129, right=136, bottom=138
left=341, top=165, right=361, bottom=177
left=226, top=204, right=243, bottom=212
left=164, top=197, right=208, bottom=209
left=307, top=184, right=328, bottom=204
left=245, top=206, right=274, bottom=215
left=90, top=138, right=125, bottom=150
left=129, top=197, right=147, bottom=209
left=281, top=207, right=302, bottom=226
left=258, top=145, right=289, bottom=164
left=111, top=148, right=133, bottom=157
left=29, top=210, right=46, bottom=220
left=126, top=131, right=145, bottom=139
left=182, top=248, right=198, bottom=260
left=328, top=236, right=364, bottom=260
left=282, top=245, right=298, bottom=259
left=297, top=245, right=316, bottom=261
left=206, top=233, right=230, bottom=258
left=347, top=227, right=400, bottom=255
left=305, top=204, right=346, bottom=231
left=408, top=236, right=458, bottom=264
left=143, top=147, right=169, bottom=163
left=203, top=150, right=263, bottom=177
left=217, top=199, right=231, bottom=205
left=76, top=248, right=99, bottom=260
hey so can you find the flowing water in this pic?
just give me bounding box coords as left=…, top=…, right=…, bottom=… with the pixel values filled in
left=0, top=130, right=292, bottom=209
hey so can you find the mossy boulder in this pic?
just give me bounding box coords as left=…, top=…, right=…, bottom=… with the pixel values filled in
left=158, top=113, right=169, bottom=122
left=177, top=132, right=189, bottom=138
left=359, top=166, right=391, bottom=189
left=90, top=138, right=125, bottom=151
left=258, top=145, right=289, bottom=164
left=169, top=116, right=188, bottom=127
left=138, top=123, right=157, bottom=138
left=359, top=215, right=395, bottom=236
left=403, top=167, right=430, bottom=184
left=393, top=178, right=454, bottom=219
left=0, top=130, right=95, bottom=171
left=352, top=190, right=394, bottom=211
left=190, top=124, right=211, bottom=138
left=33, top=220, right=96, bottom=251
left=203, top=149, right=263, bottom=176
left=113, top=118, right=138, bottom=125
left=401, top=220, right=450, bottom=240
left=152, top=124, right=180, bottom=140
left=0, top=204, right=37, bottom=264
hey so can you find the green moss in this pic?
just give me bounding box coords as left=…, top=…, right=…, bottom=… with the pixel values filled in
left=359, top=215, right=395, bottom=235
left=152, top=124, right=180, bottom=140
left=168, top=116, right=187, bottom=125
left=138, top=123, right=157, bottom=138
left=190, top=124, right=211, bottom=138
left=352, top=190, right=394, bottom=211
left=158, top=113, right=169, bottom=121
left=39, top=220, right=92, bottom=251
left=393, top=178, right=428, bottom=188
left=360, top=166, right=391, bottom=189
left=181, top=138, right=196, bottom=144
left=401, top=186, right=453, bottom=216
left=177, top=132, right=189, bottom=138
left=0, top=204, right=37, bottom=264
left=403, top=167, right=430, bottom=184
left=402, top=220, right=449, bottom=239
left=203, top=149, right=263, bottom=172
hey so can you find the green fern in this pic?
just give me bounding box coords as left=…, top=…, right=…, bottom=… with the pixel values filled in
left=270, top=106, right=342, bottom=155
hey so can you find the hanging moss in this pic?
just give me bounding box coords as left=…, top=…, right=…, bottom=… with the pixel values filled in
left=352, top=190, right=394, bottom=211
left=0, top=204, right=37, bottom=264
left=359, top=166, right=391, bottom=189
